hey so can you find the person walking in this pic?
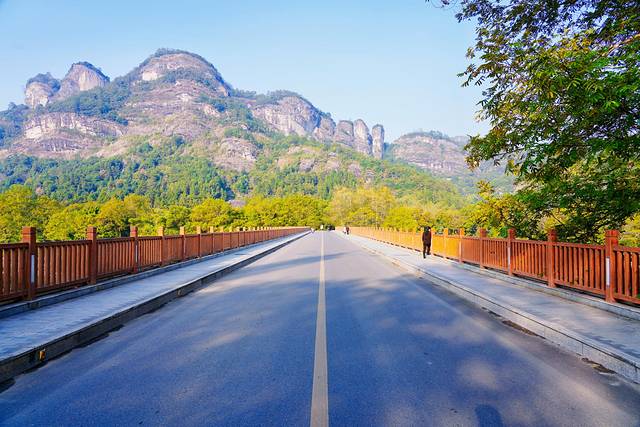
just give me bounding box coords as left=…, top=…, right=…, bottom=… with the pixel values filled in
left=422, top=226, right=431, bottom=258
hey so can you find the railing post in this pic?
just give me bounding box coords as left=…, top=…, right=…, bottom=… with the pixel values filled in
left=458, top=228, right=465, bottom=263
left=196, top=226, right=202, bottom=258
left=443, top=228, right=449, bottom=259
left=209, top=226, right=215, bottom=254
left=87, top=226, right=98, bottom=285
left=21, top=226, right=37, bottom=300
left=546, top=229, right=557, bottom=288
left=130, top=226, right=139, bottom=274
left=158, top=227, right=165, bottom=266
left=507, top=228, right=515, bottom=276
left=479, top=228, right=487, bottom=269
left=605, top=229, right=619, bottom=303
left=180, top=226, right=186, bottom=261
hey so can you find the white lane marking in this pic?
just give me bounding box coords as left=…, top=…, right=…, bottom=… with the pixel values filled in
left=311, top=232, right=329, bottom=427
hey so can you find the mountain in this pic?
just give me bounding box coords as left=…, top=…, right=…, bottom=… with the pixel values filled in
left=0, top=48, right=499, bottom=205
left=385, top=131, right=513, bottom=193
left=0, top=49, right=384, bottom=162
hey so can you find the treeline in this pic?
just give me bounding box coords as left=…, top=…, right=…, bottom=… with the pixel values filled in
left=0, top=184, right=464, bottom=243
left=3, top=183, right=637, bottom=245
left=0, top=185, right=327, bottom=242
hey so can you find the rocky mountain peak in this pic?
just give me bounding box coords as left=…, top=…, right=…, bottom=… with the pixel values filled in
left=54, top=62, right=109, bottom=100
left=134, top=49, right=231, bottom=96
left=371, top=124, right=384, bottom=159
left=25, top=73, right=60, bottom=108
left=353, top=119, right=372, bottom=156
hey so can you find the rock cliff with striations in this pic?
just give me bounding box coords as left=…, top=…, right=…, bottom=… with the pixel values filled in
left=0, top=48, right=511, bottom=192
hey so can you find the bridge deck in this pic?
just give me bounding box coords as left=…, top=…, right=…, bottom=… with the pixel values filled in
left=344, top=233, right=640, bottom=379
left=0, top=233, right=304, bottom=364
left=1, top=232, right=639, bottom=426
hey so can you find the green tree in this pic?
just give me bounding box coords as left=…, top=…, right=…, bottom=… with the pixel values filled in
left=457, top=0, right=640, bottom=241
left=189, top=198, right=235, bottom=230
left=157, top=205, right=191, bottom=234
left=383, top=206, right=422, bottom=231
left=328, top=186, right=395, bottom=226
left=96, top=199, right=131, bottom=237
left=44, top=202, right=100, bottom=241
left=0, top=185, right=59, bottom=242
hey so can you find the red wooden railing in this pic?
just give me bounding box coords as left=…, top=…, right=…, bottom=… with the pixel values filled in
left=0, top=226, right=308, bottom=304
left=350, top=227, right=639, bottom=306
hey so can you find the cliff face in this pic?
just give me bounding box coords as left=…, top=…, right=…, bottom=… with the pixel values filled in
left=386, top=131, right=511, bottom=191
left=252, top=96, right=322, bottom=137
left=24, top=63, right=109, bottom=108
left=2, top=49, right=514, bottom=188
left=250, top=96, right=382, bottom=156
left=388, top=132, right=468, bottom=175
left=54, top=63, right=109, bottom=100
left=13, top=112, right=124, bottom=158
left=25, top=73, right=59, bottom=108
left=4, top=49, right=389, bottom=166
left=371, top=124, right=384, bottom=159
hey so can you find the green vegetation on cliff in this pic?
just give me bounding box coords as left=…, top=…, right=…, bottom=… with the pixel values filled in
left=0, top=133, right=465, bottom=208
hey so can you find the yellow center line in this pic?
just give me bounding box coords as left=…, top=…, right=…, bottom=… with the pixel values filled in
left=310, top=232, right=329, bottom=427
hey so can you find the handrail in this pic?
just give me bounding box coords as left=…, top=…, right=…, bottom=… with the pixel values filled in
left=0, top=226, right=309, bottom=303
left=350, top=227, right=638, bottom=306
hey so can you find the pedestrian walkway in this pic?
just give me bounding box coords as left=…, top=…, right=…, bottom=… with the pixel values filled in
left=0, top=232, right=308, bottom=382
left=342, top=233, right=640, bottom=384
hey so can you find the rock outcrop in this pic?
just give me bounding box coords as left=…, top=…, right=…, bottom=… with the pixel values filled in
left=25, top=63, right=109, bottom=107
left=10, top=112, right=124, bottom=158
left=24, top=112, right=123, bottom=140
left=252, top=96, right=322, bottom=137
left=353, top=119, right=372, bottom=156
left=371, top=124, right=384, bottom=159
left=212, top=137, right=257, bottom=172
left=54, top=62, right=109, bottom=101
left=334, top=120, right=354, bottom=144
left=248, top=93, right=384, bottom=157
left=25, top=73, right=59, bottom=108
left=10, top=49, right=389, bottom=166
left=386, top=132, right=469, bottom=176
left=134, top=51, right=231, bottom=97
left=312, top=116, right=336, bottom=141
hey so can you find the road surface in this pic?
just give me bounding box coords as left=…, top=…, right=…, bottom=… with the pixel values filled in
left=1, top=232, right=639, bottom=426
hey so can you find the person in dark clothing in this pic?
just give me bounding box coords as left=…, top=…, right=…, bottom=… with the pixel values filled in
left=422, top=226, right=431, bottom=258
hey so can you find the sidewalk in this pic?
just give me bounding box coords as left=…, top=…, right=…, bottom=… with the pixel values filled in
left=343, top=233, right=640, bottom=384
left=0, top=232, right=309, bottom=383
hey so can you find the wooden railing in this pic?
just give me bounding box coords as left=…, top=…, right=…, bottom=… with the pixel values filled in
left=0, top=226, right=308, bottom=304
left=350, top=227, right=639, bottom=306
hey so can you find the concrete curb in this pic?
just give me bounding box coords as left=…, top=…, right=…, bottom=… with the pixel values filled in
left=433, top=250, right=640, bottom=322
left=0, top=231, right=310, bottom=384
left=347, top=235, right=640, bottom=385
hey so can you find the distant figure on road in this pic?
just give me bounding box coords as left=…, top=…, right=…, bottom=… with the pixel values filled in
left=346, top=225, right=350, bottom=235
left=422, top=226, right=431, bottom=258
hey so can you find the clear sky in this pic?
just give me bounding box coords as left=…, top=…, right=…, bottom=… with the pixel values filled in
left=0, top=0, right=486, bottom=141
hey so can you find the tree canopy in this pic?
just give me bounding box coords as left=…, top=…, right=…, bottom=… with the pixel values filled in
left=456, top=0, right=640, bottom=241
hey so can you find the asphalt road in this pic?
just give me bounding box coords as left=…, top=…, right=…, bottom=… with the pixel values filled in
left=1, top=232, right=639, bottom=426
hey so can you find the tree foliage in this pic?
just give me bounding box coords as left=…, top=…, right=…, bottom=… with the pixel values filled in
left=458, top=0, right=640, bottom=241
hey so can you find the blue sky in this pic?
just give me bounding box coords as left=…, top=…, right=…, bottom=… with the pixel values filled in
left=0, top=0, right=486, bottom=140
